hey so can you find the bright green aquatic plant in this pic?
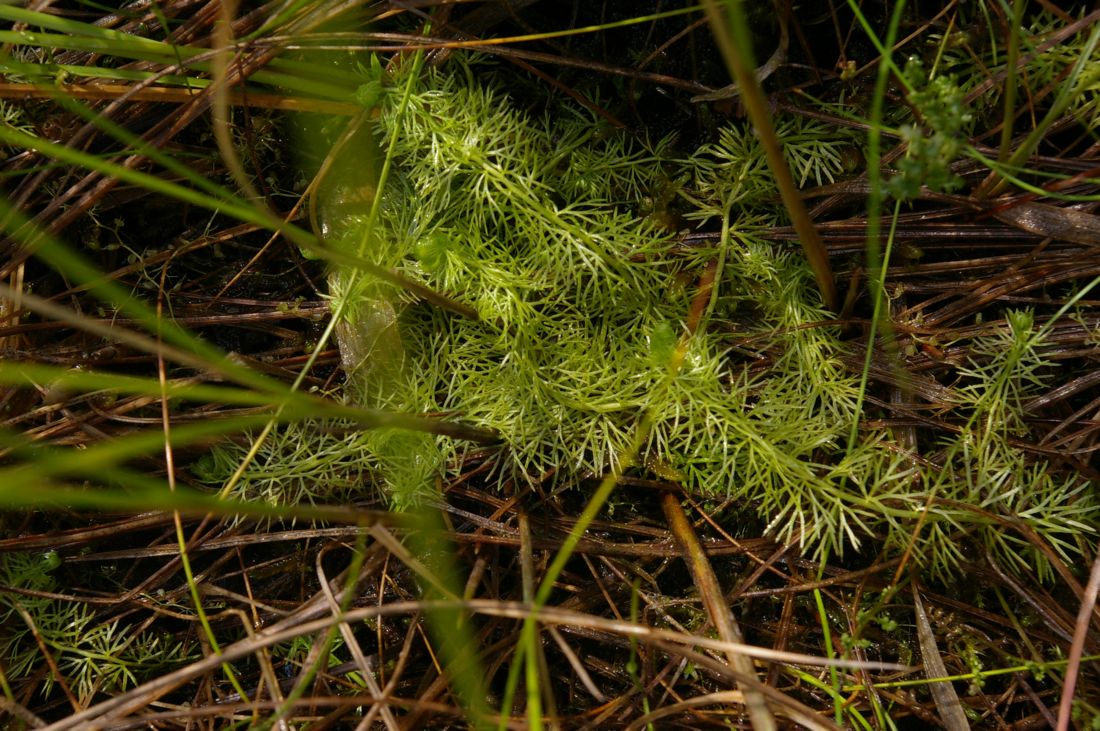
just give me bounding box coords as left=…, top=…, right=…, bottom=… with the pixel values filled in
left=204, top=56, right=1095, bottom=576
left=0, top=552, right=194, bottom=704
left=311, top=57, right=864, bottom=511
left=921, top=310, right=1095, bottom=578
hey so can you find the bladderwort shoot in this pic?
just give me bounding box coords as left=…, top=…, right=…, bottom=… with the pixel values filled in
left=200, top=53, right=1097, bottom=581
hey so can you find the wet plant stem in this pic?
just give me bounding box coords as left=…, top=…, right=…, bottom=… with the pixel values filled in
left=702, top=0, right=836, bottom=310
left=662, top=492, right=775, bottom=730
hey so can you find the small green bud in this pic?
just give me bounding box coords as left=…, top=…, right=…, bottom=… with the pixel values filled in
left=648, top=321, right=677, bottom=366
left=40, top=550, right=61, bottom=572
left=355, top=80, right=384, bottom=109
left=355, top=54, right=387, bottom=108
left=416, top=231, right=451, bottom=273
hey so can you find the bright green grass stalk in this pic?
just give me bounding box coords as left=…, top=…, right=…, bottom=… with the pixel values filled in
left=986, top=16, right=1100, bottom=197
left=997, top=0, right=1028, bottom=165
left=0, top=5, right=361, bottom=100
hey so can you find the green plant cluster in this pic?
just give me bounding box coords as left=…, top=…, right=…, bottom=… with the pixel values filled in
left=887, top=57, right=971, bottom=200
left=0, top=552, right=193, bottom=703
left=927, top=311, right=1094, bottom=576
left=317, top=58, right=876, bottom=529
left=208, top=57, right=1095, bottom=576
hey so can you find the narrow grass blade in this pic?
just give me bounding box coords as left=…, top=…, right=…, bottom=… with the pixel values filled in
left=912, top=586, right=969, bottom=730
left=662, top=493, right=776, bottom=730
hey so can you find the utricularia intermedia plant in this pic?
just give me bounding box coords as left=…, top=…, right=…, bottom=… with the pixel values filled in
left=205, top=56, right=1094, bottom=577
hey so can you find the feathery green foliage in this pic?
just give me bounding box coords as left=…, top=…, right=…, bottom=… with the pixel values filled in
left=202, top=55, right=1097, bottom=577
left=0, top=552, right=194, bottom=704
left=0, top=2, right=1098, bottom=724
left=220, top=59, right=859, bottom=510
left=926, top=311, right=1094, bottom=577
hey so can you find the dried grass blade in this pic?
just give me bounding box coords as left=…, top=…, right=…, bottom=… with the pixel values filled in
left=661, top=493, right=776, bottom=731
left=912, top=586, right=969, bottom=731
left=992, top=201, right=1100, bottom=248
left=701, top=0, right=836, bottom=310
left=1056, top=546, right=1100, bottom=731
